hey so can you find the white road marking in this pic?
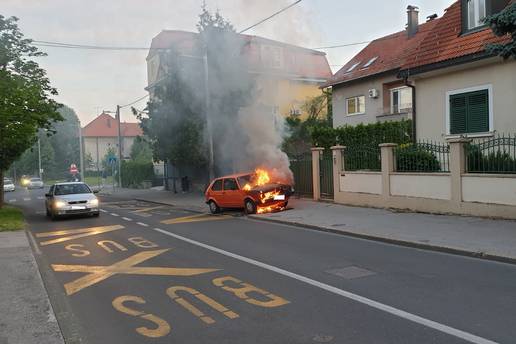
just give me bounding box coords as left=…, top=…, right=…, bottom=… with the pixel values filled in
left=122, top=217, right=133, bottom=221
left=8, top=199, right=16, bottom=203
left=151, top=227, right=498, bottom=344
left=110, top=213, right=120, bottom=217
left=99, top=209, right=107, bottom=213
left=23, top=198, right=31, bottom=201
left=37, top=196, right=44, bottom=200
left=136, top=222, right=149, bottom=227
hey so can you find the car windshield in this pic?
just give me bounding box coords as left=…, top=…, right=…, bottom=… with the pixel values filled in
left=54, top=184, right=91, bottom=195
left=4, top=179, right=12, bottom=183
left=237, top=175, right=252, bottom=188
left=31, top=178, right=41, bottom=181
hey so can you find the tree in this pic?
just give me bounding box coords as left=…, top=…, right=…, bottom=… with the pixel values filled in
left=485, top=3, right=516, bottom=59
left=130, top=136, right=153, bottom=163
left=48, top=105, right=80, bottom=175
left=0, top=15, right=62, bottom=207
left=101, top=146, right=117, bottom=173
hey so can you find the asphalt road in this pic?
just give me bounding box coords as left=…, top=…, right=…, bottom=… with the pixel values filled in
left=5, top=187, right=516, bottom=344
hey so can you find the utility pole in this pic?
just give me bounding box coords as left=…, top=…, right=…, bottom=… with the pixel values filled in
left=78, top=121, right=84, bottom=181
left=116, top=105, right=122, bottom=189
left=203, top=50, right=215, bottom=181
left=37, top=135, right=42, bottom=179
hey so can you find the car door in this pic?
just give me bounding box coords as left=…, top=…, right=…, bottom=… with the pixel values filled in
left=45, top=185, right=55, bottom=209
left=223, top=178, right=242, bottom=207
left=209, top=179, right=225, bottom=206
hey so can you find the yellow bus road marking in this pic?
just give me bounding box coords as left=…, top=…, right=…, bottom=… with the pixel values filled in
left=36, top=225, right=124, bottom=246
left=161, top=214, right=230, bottom=225
left=51, top=249, right=220, bottom=295
left=131, top=206, right=164, bottom=213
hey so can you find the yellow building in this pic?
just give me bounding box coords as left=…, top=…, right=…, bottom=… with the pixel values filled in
left=146, top=30, right=332, bottom=119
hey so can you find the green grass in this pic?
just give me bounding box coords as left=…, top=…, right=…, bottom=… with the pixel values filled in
left=0, top=206, right=25, bottom=232
left=44, top=176, right=114, bottom=186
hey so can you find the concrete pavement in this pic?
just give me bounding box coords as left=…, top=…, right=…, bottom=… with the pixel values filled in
left=98, top=187, right=516, bottom=263
left=0, top=230, right=64, bottom=344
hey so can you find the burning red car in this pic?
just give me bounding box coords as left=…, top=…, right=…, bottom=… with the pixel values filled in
left=205, top=169, right=293, bottom=214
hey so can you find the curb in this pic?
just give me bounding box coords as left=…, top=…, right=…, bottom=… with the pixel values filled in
left=249, top=215, right=516, bottom=266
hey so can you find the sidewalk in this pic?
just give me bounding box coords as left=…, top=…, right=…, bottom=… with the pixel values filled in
left=100, top=187, right=516, bottom=263
left=0, top=231, right=64, bottom=344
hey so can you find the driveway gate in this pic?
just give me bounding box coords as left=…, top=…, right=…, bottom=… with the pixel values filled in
left=290, top=153, right=313, bottom=197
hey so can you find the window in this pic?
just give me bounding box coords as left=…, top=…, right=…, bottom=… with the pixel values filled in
left=211, top=179, right=223, bottom=191
left=223, top=178, right=239, bottom=191
left=54, top=184, right=92, bottom=195
left=447, top=86, right=491, bottom=135
left=346, top=62, right=361, bottom=73
left=390, top=87, right=413, bottom=114
left=362, top=56, right=378, bottom=68
left=346, top=96, right=365, bottom=115
left=467, top=0, right=486, bottom=29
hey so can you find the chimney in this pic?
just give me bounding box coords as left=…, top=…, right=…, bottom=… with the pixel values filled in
left=407, top=5, right=419, bottom=38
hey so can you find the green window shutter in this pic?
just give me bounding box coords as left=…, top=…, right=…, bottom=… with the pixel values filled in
left=466, top=89, right=489, bottom=133
left=450, top=94, right=467, bottom=134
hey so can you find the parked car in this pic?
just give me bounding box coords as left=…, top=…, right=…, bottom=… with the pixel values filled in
left=27, top=177, right=44, bottom=189
left=45, top=182, right=100, bottom=220
left=3, top=178, right=15, bottom=192
left=205, top=173, right=292, bottom=214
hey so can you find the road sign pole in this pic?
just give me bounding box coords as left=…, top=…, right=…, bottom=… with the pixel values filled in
left=116, top=105, right=122, bottom=189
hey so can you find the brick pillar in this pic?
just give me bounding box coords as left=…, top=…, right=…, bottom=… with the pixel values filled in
left=331, top=145, right=346, bottom=194
left=311, top=147, right=324, bottom=201
left=448, top=138, right=470, bottom=205
left=379, top=143, right=397, bottom=198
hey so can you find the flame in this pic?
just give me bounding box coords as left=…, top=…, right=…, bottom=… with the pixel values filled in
left=255, top=169, right=270, bottom=186
left=243, top=184, right=252, bottom=191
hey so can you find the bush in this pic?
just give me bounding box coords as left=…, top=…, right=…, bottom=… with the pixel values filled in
left=396, top=145, right=441, bottom=172
left=467, top=145, right=516, bottom=173
left=119, top=161, right=155, bottom=188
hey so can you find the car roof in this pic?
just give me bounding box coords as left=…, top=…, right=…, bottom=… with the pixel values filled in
left=53, top=182, right=87, bottom=186
left=215, top=172, right=253, bottom=180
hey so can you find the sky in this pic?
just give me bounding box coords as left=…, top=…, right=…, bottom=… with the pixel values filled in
left=3, top=0, right=453, bottom=125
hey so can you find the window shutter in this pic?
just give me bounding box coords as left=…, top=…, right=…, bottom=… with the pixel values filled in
left=466, top=89, right=489, bottom=133
left=450, top=94, right=468, bottom=134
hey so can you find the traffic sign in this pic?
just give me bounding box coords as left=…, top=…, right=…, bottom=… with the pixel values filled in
left=108, top=155, right=117, bottom=164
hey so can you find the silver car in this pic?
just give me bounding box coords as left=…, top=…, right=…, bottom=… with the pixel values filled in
left=3, top=178, right=15, bottom=192
left=45, top=182, right=100, bottom=220
left=27, top=177, right=44, bottom=189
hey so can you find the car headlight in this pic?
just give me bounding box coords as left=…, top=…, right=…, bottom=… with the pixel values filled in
left=54, top=201, right=67, bottom=208
left=89, top=199, right=99, bottom=206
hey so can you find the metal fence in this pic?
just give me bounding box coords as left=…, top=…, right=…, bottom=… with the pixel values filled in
left=394, top=141, right=450, bottom=173
left=343, top=145, right=381, bottom=171
left=290, top=153, right=313, bottom=197
left=466, top=133, right=516, bottom=173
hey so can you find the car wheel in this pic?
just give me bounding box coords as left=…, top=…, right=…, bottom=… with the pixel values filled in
left=46, top=207, right=50, bottom=217
left=208, top=200, right=220, bottom=214
left=92, top=212, right=100, bottom=217
left=244, top=199, right=257, bottom=214
left=50, top=211, right=59, bottom=221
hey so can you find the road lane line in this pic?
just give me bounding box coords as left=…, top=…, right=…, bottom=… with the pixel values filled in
left=136, top=222, right=149, bottom=227
left=150, top=227, right=497, bottom=344
left=23, top=198, right=31, bottom=201
left=8, top=199, right=16, bottom=203
left=122, top=217, right=133, bottom=221
left=37, top=196, right=44, bottom=200
left=161, top=214, right=230, bottom=225
left=110, top=213, right=120, bottom=217
left=99, top=209, right=107, bottom=213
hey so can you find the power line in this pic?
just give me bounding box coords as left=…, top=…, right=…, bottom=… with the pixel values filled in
left=312, top=41, right=372, bottom=50
left=239, top=0, right=302, bottom=34
left=120, top=94, right=149, bottom=108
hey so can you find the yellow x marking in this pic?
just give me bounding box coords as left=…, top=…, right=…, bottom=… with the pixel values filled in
left=51, top=249, right=219, bottom=295
left=161, top=214, right=230, bottom=225
left=36, top=225, right=124, bottom=246
left=131, top=205, right=164, bottom=213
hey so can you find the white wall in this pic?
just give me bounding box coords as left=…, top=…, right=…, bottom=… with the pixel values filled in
left=415, top=58, right=516, bottom=140
left=340, top=172, right=382, bottom=195
left=390, top=174, right=451, bottom=200
left=462, top=175, right=516, bottom=206
left=333, top=73, right=400, bottom=128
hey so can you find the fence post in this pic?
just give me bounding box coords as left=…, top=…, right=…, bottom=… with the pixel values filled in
left=311, top=147, right=324, bottom=201
left=379, top=143, right=397, bottom=198
left=447, top=138, right=470, bottom=206
left=331, top=145, right=346, bottom=196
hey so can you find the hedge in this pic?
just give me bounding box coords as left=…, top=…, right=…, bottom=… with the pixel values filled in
left=311, top=119, right=413, bottom=150
left=119, top=161, right=155, bottom=188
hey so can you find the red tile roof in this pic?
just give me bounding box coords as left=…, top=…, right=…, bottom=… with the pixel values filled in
left=325, top=19, right=440, bottom=87
left=82, top=113, right=143, bottom=138
left=147, top=30, right=332, bottom=80
left=402, top=1, right=512, bottom=71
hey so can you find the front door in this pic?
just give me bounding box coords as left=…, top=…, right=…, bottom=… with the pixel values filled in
left=223, top=178, right=243, bottom=207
